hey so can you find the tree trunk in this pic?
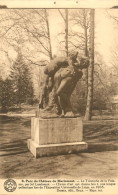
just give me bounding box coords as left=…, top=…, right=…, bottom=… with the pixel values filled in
left=84, top=9, right=95, bottom=121
left=83, top=9, right=89, bottom=96
left=45, top=9, right=53, bottom=60
left=84, top=23, right=88, bottom=95
left=65, top=9, right=68, bottom=57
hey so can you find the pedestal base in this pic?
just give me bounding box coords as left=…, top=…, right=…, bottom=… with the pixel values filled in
left=27, top=117, right=88, bottom=158
left=27, top=139, right=88, bottom=158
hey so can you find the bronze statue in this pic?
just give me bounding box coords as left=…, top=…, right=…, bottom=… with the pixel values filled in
left=39, top=52, right=89, bottom=117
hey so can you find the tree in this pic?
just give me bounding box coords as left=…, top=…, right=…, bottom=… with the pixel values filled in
left=10, top=49, right=34, bottom=107
left=58, top=9, right=69, bottom=56
left=0, top=5, right=7, bottom=8
left=65, top=9, right=69, bottom=56
left=84, top=9, right=95, bottom=120
left=0, top=9, right=54, bottom=104
left=0, top=78, right=14, bottom=112
left=16, top=9, right=53, bottom=61
left=0, top=9, right=53, bottom=66
left=58, top=9, right=89, bottom=56
left=44, top=9, right=53, bottom=60
left=69, top=9, right=89, bottom=55
left=64, top=9, right=90, bottom=114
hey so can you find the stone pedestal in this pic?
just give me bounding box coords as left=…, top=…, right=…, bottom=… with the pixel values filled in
left=27, top=117, right=88, bottom=158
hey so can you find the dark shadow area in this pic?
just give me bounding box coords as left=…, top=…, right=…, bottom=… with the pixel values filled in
left=111, top=6, right=118, bottom=9
left=0, top=115, right=31, bottom=125
left=83, top=119, right=118, bottom=153
left=0, top=115, right=118, bottom=157
left=0, top=116, right=30, bottom=156
left=87, top=143, right=118, bottom=153
left=0, top=115, right=21, bottom=124
left=23, top=120, right=31, bottom=128
left=0, top=140, right=29, bottom=156
left=0, top=5, right=7, bottom=8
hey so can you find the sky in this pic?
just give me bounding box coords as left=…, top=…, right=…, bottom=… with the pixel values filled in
left=0, top=8, right=118, bottom=79
left=48, top=9, right=118, bottom=66
left=0, top=7, right=118, bottom=97
left=95, top=9, right=118, bottom=66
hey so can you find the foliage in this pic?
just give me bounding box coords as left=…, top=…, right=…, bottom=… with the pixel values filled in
left=0, top=50, right=34, bottom=111
left=71, top=79, right=87, bottom=115
left=0, top=78, right=14, bottom=112
left=0, top=9, right=118, bottom=117
left=9, top=50, right=34, bottom=106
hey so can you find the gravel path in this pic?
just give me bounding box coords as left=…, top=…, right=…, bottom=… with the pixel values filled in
left=0, top=116, right=118, bottom=179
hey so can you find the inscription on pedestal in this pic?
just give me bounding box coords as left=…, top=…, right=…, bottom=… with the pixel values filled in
left=28, top=117, right=88, bottom=158
left=31, top=117, right=83, bottom=145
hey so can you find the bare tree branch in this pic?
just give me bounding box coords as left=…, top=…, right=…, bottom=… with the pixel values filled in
left=58, top=9, right=66, bottom=21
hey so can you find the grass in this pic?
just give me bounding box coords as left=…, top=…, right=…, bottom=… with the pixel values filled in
left=0, top=114, right=118, bottom=179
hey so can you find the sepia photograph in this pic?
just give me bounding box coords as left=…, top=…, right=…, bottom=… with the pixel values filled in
left=0, top=2, right=118, bottom=195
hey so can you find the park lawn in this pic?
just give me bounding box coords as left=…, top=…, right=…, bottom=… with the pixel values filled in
left=0, top=115, right=118, bottom=179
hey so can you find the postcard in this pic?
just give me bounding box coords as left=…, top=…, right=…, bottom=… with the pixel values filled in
left=0, top=1, right=118, bottom=195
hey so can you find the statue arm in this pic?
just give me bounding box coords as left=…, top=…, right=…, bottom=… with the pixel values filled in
left=56, top=77, right=72, bottom=96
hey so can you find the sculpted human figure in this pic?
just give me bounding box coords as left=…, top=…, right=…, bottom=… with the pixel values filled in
left=39, top=55, right=70, bottom=109
left=39, top=52, right=89, bottom=117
